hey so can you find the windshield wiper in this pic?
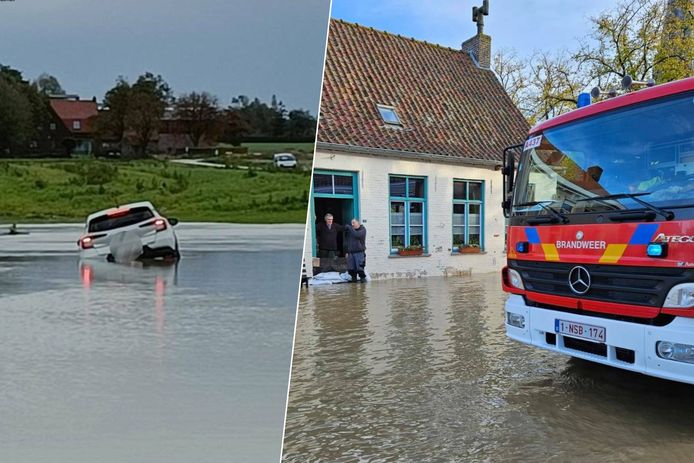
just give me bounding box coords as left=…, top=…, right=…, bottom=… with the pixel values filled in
left=514, top=201, right=569, bottom=224
left=575, top=192, right=674, bottom=220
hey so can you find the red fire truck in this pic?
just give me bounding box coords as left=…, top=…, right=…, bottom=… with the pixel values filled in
left=501, top=77, right=694, bottom=385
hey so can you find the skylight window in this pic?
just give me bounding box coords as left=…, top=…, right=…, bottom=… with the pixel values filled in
left=377, top=104, right=402, bottom=126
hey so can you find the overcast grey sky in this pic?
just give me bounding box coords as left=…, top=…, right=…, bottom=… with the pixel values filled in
left=0, top=0, right=331, bottom=112
left=331, top=0, right=620, bottom=59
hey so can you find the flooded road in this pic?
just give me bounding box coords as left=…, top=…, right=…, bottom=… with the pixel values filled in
left=0, top=223, right=303, bottom=463
left=283, top=274, right=694, bottom=462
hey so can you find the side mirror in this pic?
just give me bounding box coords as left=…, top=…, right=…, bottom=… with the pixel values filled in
left=501, top=144, right=520, bottom=218
left=168, top=218, right=179, bottom=226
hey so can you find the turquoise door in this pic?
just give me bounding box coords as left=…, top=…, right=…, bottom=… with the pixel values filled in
left=311, top=170, right=359, bottom=257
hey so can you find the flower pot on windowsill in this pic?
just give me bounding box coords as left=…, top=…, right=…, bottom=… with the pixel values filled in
left=458, top=246, right=481, bottom=254
left=398, top=248, right=424, bottom=256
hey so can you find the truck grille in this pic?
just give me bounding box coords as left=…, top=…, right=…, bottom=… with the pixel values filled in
left=509, top=260, right=693, bottom=308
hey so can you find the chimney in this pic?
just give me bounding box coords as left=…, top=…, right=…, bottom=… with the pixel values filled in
left=462, top=0, right=492, bottom=69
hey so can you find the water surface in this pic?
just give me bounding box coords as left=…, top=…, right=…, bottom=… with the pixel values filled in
left=284, top=274, right=694, bottom=462
left=0, top=223, right=303, bottom=463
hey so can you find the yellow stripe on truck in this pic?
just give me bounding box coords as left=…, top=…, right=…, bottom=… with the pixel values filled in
left=541, top=243, right=560, bottom=261
left=599, top=244, right=628, bottom=264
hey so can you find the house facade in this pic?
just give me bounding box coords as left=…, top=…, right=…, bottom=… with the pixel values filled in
left=304, top=20, right=529, bottom=279
left=47, top=96, right=99, bottom=155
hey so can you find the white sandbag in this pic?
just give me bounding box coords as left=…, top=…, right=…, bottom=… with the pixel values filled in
left=309, top=271, right=346, bottom=285
left=308, top=270, right=371, bottom=286
left=109, top=229, right=143, bottom=263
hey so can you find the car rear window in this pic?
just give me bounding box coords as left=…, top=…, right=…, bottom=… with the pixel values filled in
left=88, top=207, right=154, bottom=232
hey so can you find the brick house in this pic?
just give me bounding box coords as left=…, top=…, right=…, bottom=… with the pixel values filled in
left=47, top=96, right=99, bottom=155
left=304, top=19, right=529, bottom=279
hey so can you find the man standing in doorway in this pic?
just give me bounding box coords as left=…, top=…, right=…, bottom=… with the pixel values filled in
left=345, top=218, right=367, bottom=282
left=316, top=213, right=343, bottom=258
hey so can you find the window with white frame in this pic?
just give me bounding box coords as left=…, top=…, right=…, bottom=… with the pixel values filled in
left=389, top=175, right=426, bottom=252
left=453, top=180, right=484, bottom=250
left=72, top=120, right=81, bottom=130
left=377, top=104, right=402, bottom=126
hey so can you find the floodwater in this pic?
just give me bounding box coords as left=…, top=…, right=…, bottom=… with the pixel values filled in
left=0, top=223, right=303, bottom=463
left=283, top=274, right=694, bottom=463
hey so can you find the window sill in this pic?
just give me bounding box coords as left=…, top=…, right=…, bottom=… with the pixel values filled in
left=388, top=253, right=431, bottom=258
left=450, top=251, right=487, bottom=256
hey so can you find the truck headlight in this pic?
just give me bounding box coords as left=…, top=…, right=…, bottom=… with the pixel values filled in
left=663, top=283, right=694, bottom=309
left=656, top=341, right=694, bottom=364
left=507, top=268, right=524, bottom=290
left=507, top=312, right=526, bottom=329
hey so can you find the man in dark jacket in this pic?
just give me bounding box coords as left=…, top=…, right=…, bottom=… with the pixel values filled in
left=345, top=218, right=367, bottom=282
left=315, top=213, right=343, bottom=258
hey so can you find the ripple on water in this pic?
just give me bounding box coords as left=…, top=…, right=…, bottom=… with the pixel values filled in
left=283, top=273, right=694, bottom=463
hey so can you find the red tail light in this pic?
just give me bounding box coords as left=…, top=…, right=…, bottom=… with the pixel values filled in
left=78, top=233, right=106, bottom=249
left=80, top=236, right=94, bottom=249
left=139, top=218, right=168, bottom=232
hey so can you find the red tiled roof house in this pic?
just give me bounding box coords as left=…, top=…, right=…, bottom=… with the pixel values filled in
left=47, top=97, right=99, bottom=155
left=306, top=19, right=529, bottom=279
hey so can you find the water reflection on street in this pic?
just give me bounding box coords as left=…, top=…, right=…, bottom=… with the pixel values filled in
left=283, top=274, right=694, bottom=462
left=0, top=223, right=302, bottom=463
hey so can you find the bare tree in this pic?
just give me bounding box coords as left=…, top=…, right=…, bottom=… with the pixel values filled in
left=494, top=49, right=586, bottom=124
left=574, top=0, right=693, bottom=88
left=494, top=0, right=692, bottom=125
left=493, top=48, right=529, bottom=111
left=527, top=51, right=587, bottom=123
left=174, top=91, right=221, bottom=147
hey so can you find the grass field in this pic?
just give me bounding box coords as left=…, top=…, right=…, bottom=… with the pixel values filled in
left=209, top=142, right=316, bottom=169
left=241, top=142, right=315, bottom=158
left=0, top=160, right=311, bottom=223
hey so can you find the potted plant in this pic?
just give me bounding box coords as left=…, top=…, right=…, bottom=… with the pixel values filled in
left=398, top=245, right=424, bottom=256
left=458, top=243, right=481, bottom=254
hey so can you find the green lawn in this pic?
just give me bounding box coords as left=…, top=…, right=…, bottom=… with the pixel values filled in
left=241, top=142, right=315, bottom=158
left=0, top=160, right=311, bottom=223
left=215, top=142, right=315, bottom=160
left=211, top=141, right=315, bottom=171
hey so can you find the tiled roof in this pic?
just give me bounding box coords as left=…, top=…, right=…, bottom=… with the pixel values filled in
left=49, top=99, right=99, bottom=132
left=317, top=20, right=529, bottom=162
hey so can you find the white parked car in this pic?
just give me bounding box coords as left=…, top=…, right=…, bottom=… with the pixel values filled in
left=273, top=153, right=298, bottom=168
left=78, top=201, right=180, bottom=262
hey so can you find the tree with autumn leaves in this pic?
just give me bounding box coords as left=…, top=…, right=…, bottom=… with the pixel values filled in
left=96, top=75, right=317, bottom=156
left=495, top=0, right=694, bottom=124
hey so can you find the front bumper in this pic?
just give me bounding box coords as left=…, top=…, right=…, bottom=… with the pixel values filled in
left=505, top=294, right=694, bottom=385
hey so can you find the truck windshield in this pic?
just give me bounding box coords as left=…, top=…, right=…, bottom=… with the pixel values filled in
left=513, top=91, right=694, bottom=218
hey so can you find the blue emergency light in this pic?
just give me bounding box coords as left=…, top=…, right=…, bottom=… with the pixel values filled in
left=577, top=92, right=591, bottom=108
left=516, top=241, right=529, bottom=253
left=647, top=242, right=667, bottom=258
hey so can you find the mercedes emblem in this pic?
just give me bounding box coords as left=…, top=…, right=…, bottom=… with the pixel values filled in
left=568, top=266, right=591, bottom=295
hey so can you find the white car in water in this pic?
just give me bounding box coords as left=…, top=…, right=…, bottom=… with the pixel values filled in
left=273, top=153, right=298, bottom=168
left=78, top=201, right=180, bottom=262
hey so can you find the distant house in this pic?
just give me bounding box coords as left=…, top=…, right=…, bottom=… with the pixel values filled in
left=157, top=107, right=215, bottom=154
left=47, top=96, right=99, bottom=155
left=304, top=19, right=529, bottom=279
left=106, top=107, right=215, bottom=156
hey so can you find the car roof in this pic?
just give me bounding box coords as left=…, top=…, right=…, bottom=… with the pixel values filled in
left=274, top=152, right=296, bottom=157
left=86, top=201, right=156, bottom=223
